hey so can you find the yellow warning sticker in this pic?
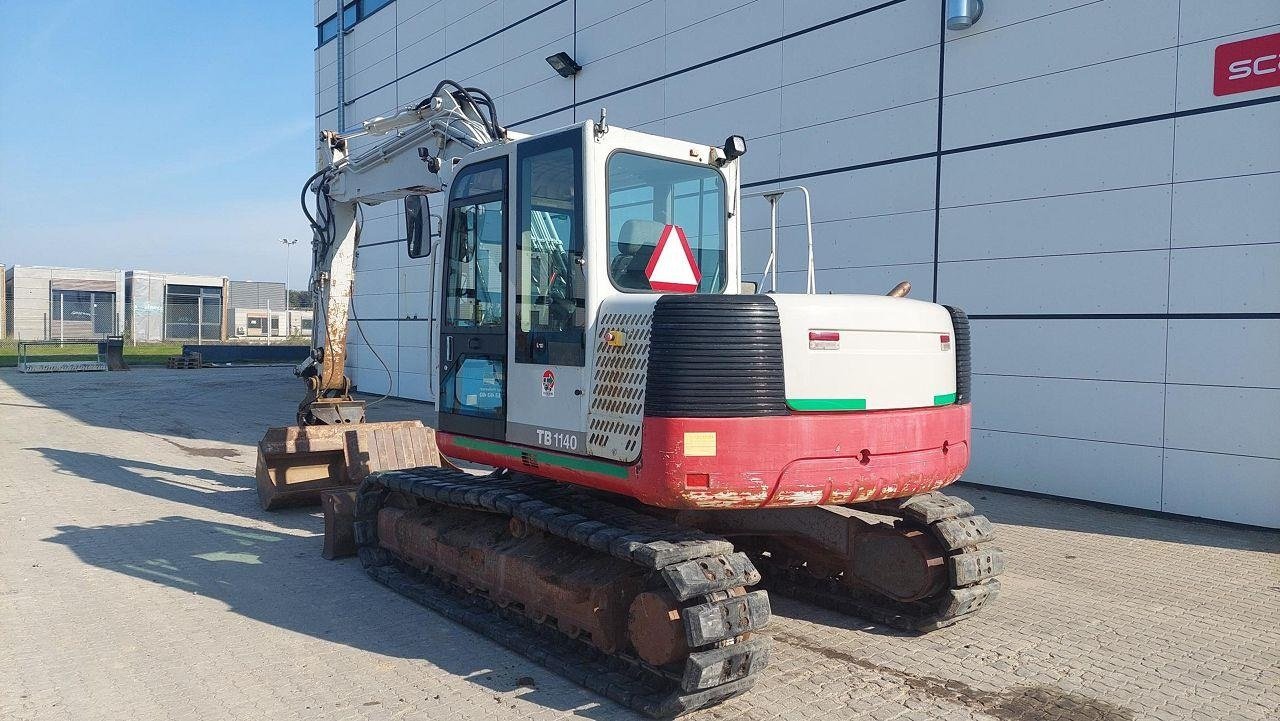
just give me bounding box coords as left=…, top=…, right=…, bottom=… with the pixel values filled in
left=683, top=432, right=717, bottom=457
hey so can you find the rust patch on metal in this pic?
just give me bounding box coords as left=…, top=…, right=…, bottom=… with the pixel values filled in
left=255, top=420, right=439, bottom=510
left=377, top=503, right=648, bottom=656
left=321, top=489, right=358, bottom=559
left=626, top=590, right=688, bottom=666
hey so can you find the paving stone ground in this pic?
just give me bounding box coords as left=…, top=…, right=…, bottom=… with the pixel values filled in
left=1, top=366, right=1277, bottom=721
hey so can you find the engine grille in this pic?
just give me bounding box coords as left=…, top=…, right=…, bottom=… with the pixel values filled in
left=645, top=295, right=788, bottom=418
left=587, top=311, right=652, bottom=462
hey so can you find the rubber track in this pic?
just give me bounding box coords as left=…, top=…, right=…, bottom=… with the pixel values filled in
left=759, top=492, right=1003, bottom=631
left=354, top=467, right=771, bottom=718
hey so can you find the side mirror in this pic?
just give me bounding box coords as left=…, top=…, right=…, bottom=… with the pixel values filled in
left=741, top=280, right=758, bottom=294
left=406, top=194, right=431, bottom=257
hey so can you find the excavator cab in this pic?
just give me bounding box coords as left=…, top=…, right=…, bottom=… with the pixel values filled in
left=434, top=121, right=748, bottom=458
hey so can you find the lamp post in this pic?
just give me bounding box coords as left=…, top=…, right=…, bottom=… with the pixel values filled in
left=281, top=238, right=298, bottom=337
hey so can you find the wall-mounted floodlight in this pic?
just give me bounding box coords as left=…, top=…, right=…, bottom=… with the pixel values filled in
left=546, top=52, right=582, bottom=78
left=946, top=0, right=983, bottom=30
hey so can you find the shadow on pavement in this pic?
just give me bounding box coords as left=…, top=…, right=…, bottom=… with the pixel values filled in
left=954, top=484, right=1280, bottom=554
left=26, top=446, right=317, bottom=533
left=44, top=515, right=632, bottom=720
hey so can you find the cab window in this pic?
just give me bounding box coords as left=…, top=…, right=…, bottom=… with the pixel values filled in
left=442, top=161, right=505, bottom=328
left=516, top=130, right=585, bottom=366
left=606, top=152, right=726, bottom=293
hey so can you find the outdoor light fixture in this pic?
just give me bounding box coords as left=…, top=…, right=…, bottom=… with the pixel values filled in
left=946, top=0, right=983, bottom=30
left=546, top=51, right=582, bottom=78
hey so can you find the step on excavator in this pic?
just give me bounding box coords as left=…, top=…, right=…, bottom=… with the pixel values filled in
left=259, top=80, right=1004, bottom=716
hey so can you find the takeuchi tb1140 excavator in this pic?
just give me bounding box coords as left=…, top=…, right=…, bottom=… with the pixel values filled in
left=259, top=80, right=1004, bottom=717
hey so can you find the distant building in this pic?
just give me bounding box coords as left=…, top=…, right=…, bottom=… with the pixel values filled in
left=225, top=280, right=311, bottom=339
left=3, top=265, right=125, bottom=341
left=0, top=264, right=6, bottom=339
left=125, top=270, right=228, bottom=342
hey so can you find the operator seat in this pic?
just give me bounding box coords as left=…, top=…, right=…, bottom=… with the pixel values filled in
left=612, top=218, right=665, bottom=290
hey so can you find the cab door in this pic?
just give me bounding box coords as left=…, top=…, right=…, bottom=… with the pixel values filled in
left=505, top=128, right=590, bottom=455
left=438, top=158, right=508, bottom=440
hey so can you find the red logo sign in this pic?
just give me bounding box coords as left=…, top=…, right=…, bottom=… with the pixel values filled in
left=541, top=369, right=555, bottom=397
left=1214, top=32, right=1280, bottom=96
left=644, top=225, right=702, bottom=293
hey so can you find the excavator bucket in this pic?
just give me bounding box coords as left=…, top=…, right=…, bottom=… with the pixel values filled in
left=255, top=420, right=440, bottom=510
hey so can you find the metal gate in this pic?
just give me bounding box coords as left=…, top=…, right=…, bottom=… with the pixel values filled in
left=164, top=285, right=222, bottom=341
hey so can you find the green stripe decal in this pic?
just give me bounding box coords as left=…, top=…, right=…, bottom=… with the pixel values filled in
left=788, top=398, right=868, bottom=411
left=933, top=393, right=957, bottom=406
left=452, top=436, right=631, bottom=479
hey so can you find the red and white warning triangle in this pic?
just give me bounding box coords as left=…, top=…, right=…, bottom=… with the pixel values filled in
left=644, top=224, right=702, bottom=293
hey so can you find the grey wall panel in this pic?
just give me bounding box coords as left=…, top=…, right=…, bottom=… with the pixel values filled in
left=781, top=45, right=938, bottom=133
left=813, top=263, right=933, bottom=299
left=743, top=210, right=934, bottom=280
left=944, top=0, right=1178, bottom=97
left=811, top=210, right=937, bottom=269
left=746, top=159, right=937, bottom=228
left=1166, top=320, right=1280, bottom=389
left=665, top=46, right=783, bottom=115
left=942, top=48, right=1177, bottom=148
left=1174, top=103, right=1280, bottom=182
left=781, top=0, right=937, bottom=85
left=577, top=1, right=648, bottom=28
left=1177, top=1, right=1280, bottom=44
left=968, top=430, right=1164, bottom=510
left=589, top=82, right=667, bottom=128
left=779, top=100, right=937, bottom=177
left=1171, top=173, right=1280, bottom=248
left=1162, top=450, right=1280, bottom=527
left=575, top=2, right=663, bottom=63
left=502, top=76, right=573, bottom=124
left=782, top=0, right=909, bottom=34
left=664, top=0, right=781, bottom=71
left=355, top=242, right=401, bottom=273
left=939, top=184, right=1174, bottom=261
left=972, top=375, right=1166, bottom=448
left=941, top=121, right=1174, bottom=205
left=937, top=251, right=1170, bottom=315
left=970, top=319, right=1168, bottom=383
left=1164, top=385, right=1280, bottom=458
left=1168, top=244, right=1280, bottom=313
left=666, top=88, right=779, bottom=145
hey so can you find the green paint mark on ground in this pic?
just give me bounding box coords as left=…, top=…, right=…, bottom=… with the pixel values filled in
left=933, top=393, right=957, bottom=406
left=788, top=398, right=868, bottom=411
left=453, top=436, right=631, bottom=479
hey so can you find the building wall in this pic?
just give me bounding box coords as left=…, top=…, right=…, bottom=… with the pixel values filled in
left=126, top=270, right=227, bottom=342
left=0, top=264, right=6, bottom=339
left=314, top=1, right=1280, bottom=526
left=5, top=265, right=125, bottom=341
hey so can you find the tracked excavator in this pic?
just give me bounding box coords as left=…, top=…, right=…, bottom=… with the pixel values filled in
left=260, top=81, right=1004, bottom=716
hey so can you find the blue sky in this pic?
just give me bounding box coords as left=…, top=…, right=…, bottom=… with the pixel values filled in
left=0, top=0, right=316, bottom=286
